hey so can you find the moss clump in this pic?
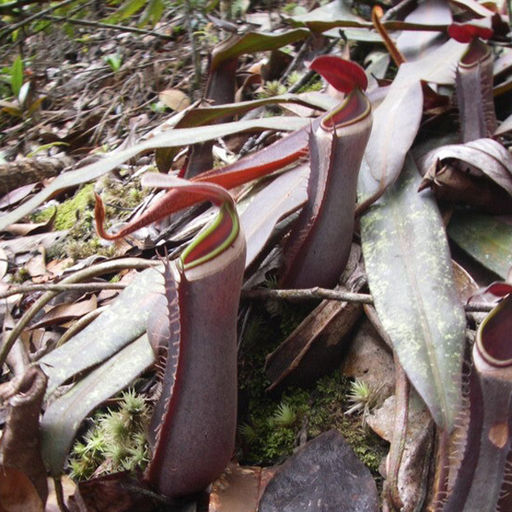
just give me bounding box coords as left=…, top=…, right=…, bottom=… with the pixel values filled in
left=35, top=175, right=146, bottom=262
left=61, top=238, right=116, bottom=261
left=239, top=372, right=387, bottom=472
left=238, top=303, right=387, bottom=474
left=258, top=80, right=288, bottom=99
left=297, top=78, right=323, bottom=93
left=68, top=389, right=150, bottom=481
left=33, top=184, right=95, bottom=231
left=11, top=267, right=31, bottom=283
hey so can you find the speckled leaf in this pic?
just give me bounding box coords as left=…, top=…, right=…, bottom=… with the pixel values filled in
left=447, top=211, right=512, bottom=279
left=360, top=155, right=466, bottom=432
left=40, top=266, right=163, bottom=396
left=41, top=334, right=155, bottom=477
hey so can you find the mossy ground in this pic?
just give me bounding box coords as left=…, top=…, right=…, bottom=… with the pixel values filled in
left=31, top=174, right=146, bottom=262
left=237, top=301, right=388, bottom=476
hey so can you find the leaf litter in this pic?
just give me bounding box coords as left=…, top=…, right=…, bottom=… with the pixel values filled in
left=0, top=1, right=512, bottom=511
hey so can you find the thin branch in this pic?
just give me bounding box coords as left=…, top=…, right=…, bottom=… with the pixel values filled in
left=242, top=287, right=495, bottom=312
left=0, top=0, right=47, bottom=14
left=0, top=282, right=126, bottom=300
left=0, top=258, right=160, bottom=369
left=0, top=0, right=80, bottom=40
left=242, top=287, right=373, bottom=303
left=42, top=14, right=176, bottom=40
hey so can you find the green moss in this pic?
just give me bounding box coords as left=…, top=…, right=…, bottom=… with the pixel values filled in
left=33, top=184, right=95, bottom=231
left=35, top=175, right=147, bottom=263
left=238, top=304, right=387, bottom=473
left=11, top=267, right=31, bottom=283
left=297, top=78, right=323, bottom=93
left=258, top=80, right=288, bottom=99
left=68, top=389, right=150, bottom=481
left=239, top=370, right=387, bottom=473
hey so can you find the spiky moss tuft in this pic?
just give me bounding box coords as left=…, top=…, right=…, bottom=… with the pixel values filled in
left=68, top=389, right=150, bottom=481
left=238, top=303, right=387, bottom=474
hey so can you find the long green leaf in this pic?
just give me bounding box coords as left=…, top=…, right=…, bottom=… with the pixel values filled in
left=360, top=155, right=466, bottom=432
left=166, top=93, right=334, bottom=132
left=361, top=39, right=467, bottom=202
left=41, top=334, right=155, bottom=477
left=211, top=29, right=310, bottom=69
left=11, top=55, right=23, bottom=97
left=0, top=116, right=309, bottom=231
left=40, top=267, right=162, bottom=395
left=447, top=211, right=512, bottom=279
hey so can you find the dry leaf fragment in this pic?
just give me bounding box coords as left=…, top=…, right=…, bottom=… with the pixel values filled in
left=158, top=89, right=190, bottom=112
left=30, top=295, right=97, bottom=329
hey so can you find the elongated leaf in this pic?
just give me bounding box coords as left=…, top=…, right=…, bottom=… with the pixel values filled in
left=363, top=71, right=423, bottom=196
left=285, top=0, right=363, bottom=32
left=40, top=267, right=163, bottom=395
left=108, top=0, right=146, bottom=20
left=11, top=55, right=23, bottom=98
left=0, top=116, right=309, bottom=231
left=240, top=164, right=309, bottom=268
left=361, top=39, right=467, bottom=204
left=211, top=30, right=310, bottom=70
left=156, top=92, right=331, bottom=173
left=447, top=211, right=512, bottom=279
left=360, top=155, right=466, bottom=431
left=495, top=111, right=512, bottom=136
left=285, top=0, right=450, bottom=33
left=166, top=93, right=332, bottom=132
left=396, top=0, right=451, bottom=61
left=41, top=334, right=155, bottom=477
left=98, top=119, right=316, bottom=241
left=448, top=0, right=494, bottom=18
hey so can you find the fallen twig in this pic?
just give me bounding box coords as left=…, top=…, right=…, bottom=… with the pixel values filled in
left=0, top=0, right=80, bottom=40
left=0, top=282, right=126, bottom=300
left=41, top=14, right=176, bottom=40
left=242, top=287, right=495, bottom=313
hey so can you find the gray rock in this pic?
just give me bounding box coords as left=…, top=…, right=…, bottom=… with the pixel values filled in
left=258, top=430, right=379, bottom=512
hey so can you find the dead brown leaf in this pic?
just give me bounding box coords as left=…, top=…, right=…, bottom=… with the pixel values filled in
left=159, top=89, right=190, bottom=112
left=30, top=294, right=97, bottom=329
